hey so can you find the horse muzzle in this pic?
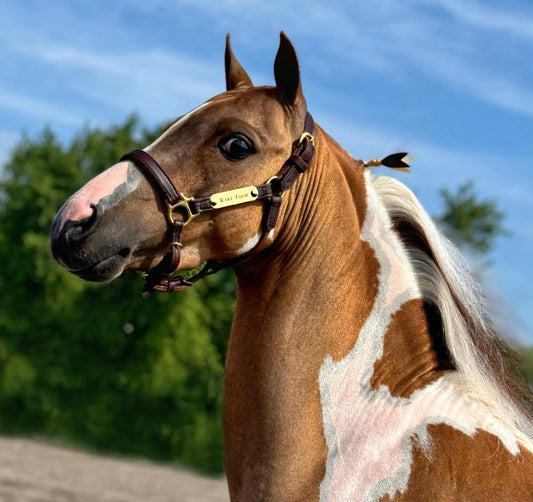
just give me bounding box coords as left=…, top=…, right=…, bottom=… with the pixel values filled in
left=51, top=202, right=131, bottom=282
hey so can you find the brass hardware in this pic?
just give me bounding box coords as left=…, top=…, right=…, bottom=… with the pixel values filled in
left=209, top=185, right=259, bottom=209
left=299, top=132, right=315, bottom=146
left=171, top=241, right=183, bottom=248
left=167, top=193, right=198, bottom=225
left=267, top=176, right=285, bottom=198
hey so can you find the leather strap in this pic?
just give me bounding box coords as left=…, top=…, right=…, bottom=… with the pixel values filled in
left=120, top=112, right=315, bottom=292
left=121, top=149, right=182, bottom=206
left=120, top=149, right=187, bottom=291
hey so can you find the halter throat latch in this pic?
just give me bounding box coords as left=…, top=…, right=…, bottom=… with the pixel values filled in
left=120, top=111, right=315, bottom=292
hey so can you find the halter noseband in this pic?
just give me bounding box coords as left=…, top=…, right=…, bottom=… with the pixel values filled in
left=120, top=112, right=315, bottom=292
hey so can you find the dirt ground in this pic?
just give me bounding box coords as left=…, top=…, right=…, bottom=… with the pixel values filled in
left=0, top=437, right=229, bottom=501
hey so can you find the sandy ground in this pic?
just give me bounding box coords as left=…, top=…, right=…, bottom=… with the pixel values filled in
left=0, top=437, right=230, bottom=501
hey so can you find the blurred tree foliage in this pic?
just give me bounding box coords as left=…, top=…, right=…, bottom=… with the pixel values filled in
left=0, top=116, right=233, bottom=473
left=436, top=181, right=507, bottom=254
left=0, top=117, right=531, bottom=474
left=521, top=347, right=533, bottom=387
left=435, top=181, right=533, bottom=385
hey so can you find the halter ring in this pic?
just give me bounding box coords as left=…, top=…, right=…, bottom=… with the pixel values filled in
left=166, top=194, right=198, bottom=225
left=267, top=175, right=285, bottom=198
left=299, top=132, right=315, bottom=146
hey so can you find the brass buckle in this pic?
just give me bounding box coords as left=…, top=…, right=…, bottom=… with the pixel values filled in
left=166, top=193, right=198, bottom=225
left=298, top=132, right=315, bottom=146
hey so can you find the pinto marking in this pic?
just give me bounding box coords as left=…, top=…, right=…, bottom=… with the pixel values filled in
left=60, top=101, right=216, bottom=231
left=51, top=33, right=533, bottom=501
left=57, top=161, right=142, bottom=227
left=235, top=233, right=261, bottom=256
left=318, top=171, right=519, bottom=501
left=234, top=227, right=277, bottom=256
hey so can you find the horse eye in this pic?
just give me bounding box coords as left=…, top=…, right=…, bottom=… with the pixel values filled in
left=218, top=134, right=255, bottom=160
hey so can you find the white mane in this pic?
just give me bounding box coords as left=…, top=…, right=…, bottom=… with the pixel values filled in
left=371, top=174, right=533, bottom=452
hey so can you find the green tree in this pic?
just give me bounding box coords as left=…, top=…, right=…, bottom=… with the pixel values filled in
left=435, top=181, right=533, bottom=386
left=521, top=347, right=533, bottom=387
left=0, top=116, right=234, bottom=473
left=436, top=181, right=507, bottom=254
left=1, top=116, right=529, bottom=475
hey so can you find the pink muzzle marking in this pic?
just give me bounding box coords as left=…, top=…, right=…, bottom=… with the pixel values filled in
left=58, top=161, right=131, bottom=228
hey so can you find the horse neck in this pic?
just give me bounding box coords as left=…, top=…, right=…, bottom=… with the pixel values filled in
left=224, top=127, right=447, bottom=499
left=231, top=127, right=378, bottom=370
left=231, top=126, right=445, bottom=396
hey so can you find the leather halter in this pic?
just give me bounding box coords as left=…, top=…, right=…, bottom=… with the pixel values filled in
left=121, top=112, right=315, bottom=292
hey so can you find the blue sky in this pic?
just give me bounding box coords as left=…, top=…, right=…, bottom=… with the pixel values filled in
left=1, top=1, right=532, bottom=343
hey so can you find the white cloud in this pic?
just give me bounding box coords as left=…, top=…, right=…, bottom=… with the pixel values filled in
left=3, top=1, right=532, bottom=124
left=0, top=88, right=81, bottom=126
left=0, top=30, right=221, bottom=124
left=399, top=42, right=533, bottom=120
left=423, top=0, right=533, bottom=43
left=174, top=0, right=533, bottom=120
left=315, top=108, right=533, bottom=230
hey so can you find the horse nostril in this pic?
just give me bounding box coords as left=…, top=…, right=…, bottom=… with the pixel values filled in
left=80, top=204, right=98, bottom=233
left=61, top=205, right=97, bottom=242
left=52, top=203, right=98, bottom=247
left=51, top=204, right=101, bottom=267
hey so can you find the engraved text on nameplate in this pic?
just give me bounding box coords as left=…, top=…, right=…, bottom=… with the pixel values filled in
left=209, top=186, right=259, bottom=209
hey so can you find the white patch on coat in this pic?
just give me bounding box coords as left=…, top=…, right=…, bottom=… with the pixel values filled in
left=318, top=171, right=519, bottom=502
left=236, top=233, right=261, bottom=256
left=235, top=229, right=274, bottom=257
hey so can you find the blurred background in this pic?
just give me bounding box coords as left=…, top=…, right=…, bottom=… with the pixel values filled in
left=1, top=0, right=532, bottom=475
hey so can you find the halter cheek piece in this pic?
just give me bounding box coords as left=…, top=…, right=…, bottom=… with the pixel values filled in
left=120, top=112, right=315, bottom=292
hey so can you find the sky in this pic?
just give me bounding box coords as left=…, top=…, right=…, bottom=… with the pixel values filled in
left=1, top=0, right=532, bottom=343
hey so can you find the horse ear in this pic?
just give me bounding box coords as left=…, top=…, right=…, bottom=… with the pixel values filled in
left=225, top=34, right=253, bottom=91
left=274, top=32, right=303, bottom=106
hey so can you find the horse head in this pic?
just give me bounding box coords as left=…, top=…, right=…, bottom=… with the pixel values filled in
left=50, top=32, right=533, bottom=500
left=51, top=33, right=310, bottom=286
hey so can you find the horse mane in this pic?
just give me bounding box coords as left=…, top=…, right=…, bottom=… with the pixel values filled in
left=371, top=174, right=533, bottom=451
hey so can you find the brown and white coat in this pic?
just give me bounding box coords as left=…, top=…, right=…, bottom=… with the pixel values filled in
left=51, top=33, right=533, bottom=501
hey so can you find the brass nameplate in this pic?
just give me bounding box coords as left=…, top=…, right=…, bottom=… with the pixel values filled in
left=209, top=186, right=259, bottom=209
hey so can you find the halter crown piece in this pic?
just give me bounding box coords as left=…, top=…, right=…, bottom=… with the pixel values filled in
left=120, top=112, right=315, bottom=292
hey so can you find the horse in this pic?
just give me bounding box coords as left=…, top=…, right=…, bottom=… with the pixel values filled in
left=51, top=33, right=533, bottom=501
